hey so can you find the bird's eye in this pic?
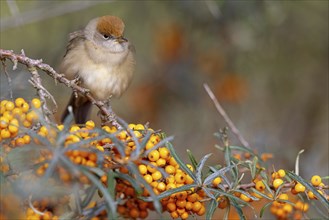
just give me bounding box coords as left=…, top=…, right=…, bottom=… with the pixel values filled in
left=103, top=34, right=110, bottom=40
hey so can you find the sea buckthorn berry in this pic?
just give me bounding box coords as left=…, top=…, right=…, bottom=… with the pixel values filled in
left=148, top=150, right=160, bottom=162
left=176, top=199, right=187, bottom=209
left=186, top=164, right=194, bottom=172
left=170, top=211, right=179, bottom=219
left=169, top=157, right=178, bottom=166
left=157, top=182, right=166, bottom=192
left=273, top=178, right=284, bottom=189
left=70, top=125, right=80, bottom=133
left=21, top=102, right=30, bottom=113
left=117, top=131, right=127, bottom=139
left=23, top=135, right=31, bottom=144
left=255, top=180, right=265, bottom=191
left=175, top=172, right=186, bottom=184
left=1, top=129, right=11, bottom=139
left=14, top=98, right=24, bottom=107
left=166, top=183, right=176, bottom=191
left=26, top=111, right=38, bottom=122
left=135, top=124, right=145, bottom=130
left=240, top=193, right=251, bottom=202
left=212, top=177, right=222, bottom=186
left=8, top=124, right=18, bottom=134
left=187, top=193, right=198, bottom=203
left=133, top=130, right=142, bottom=138
left=197, top=205, right=206, bottom=216
left=85, top=120, right=95, bottom=129
left=5, top=101, right=15, bottom=111
left=138, top=164, right=148, bottom=175
left=0, top=117, right=9, bottom=128
left=180, top=211, right=189, bottom=220
left=11, top=108, right=22, bottom=116
left=185, top=201, right=193, bottom=210
left=151, top=170, right=162, bottom=181
left=143, top=174, right=153, bottom=183
left=167, top=202, right=176, bottom=212
left=129, top=207, right=139, bottom=218
left=159, top=147, right=170, bottom=159
left=192, top=201, right=202, bottom=212
left=278, top=193, right=288, bottom=202
left=147, top=162, right=157, bottom=173
left=150, top=135, right=160, bottom=144
left=311, top=175, right=322, bottom=186
left=156, top=158, right=166, bottom=167
left=277, top=169, right=286, bottom=178
left=31, top=98, right=41, bottom=108
left=22, top=120, right=31, bottom=128
left=176, top=191, right=187, bottom=200
left=15, top=137, right=25, bottom=146
left=185, top=174, right=194, bottom=184
left=165, top=165, right=176, bottom=174
left=294, top=182, right=306, bottom=193
left=145, top=141, right=154, bottom=150
left=283, top=203, right=293, bottom=213
left=128, top=123, right=136, bottom=130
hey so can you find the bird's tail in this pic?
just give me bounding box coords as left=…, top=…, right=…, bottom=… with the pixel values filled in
left=61, top=93, right=92, bottom=124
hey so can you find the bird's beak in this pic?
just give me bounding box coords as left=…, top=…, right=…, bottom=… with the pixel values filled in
left=116, top=36, right=128, bottom=43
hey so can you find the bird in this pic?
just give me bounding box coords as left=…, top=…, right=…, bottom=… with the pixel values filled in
left=59, top=15, right=135, bottom=124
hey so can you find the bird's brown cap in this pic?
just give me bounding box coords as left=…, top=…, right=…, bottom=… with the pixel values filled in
left=96, top=15, right=125, bottom=38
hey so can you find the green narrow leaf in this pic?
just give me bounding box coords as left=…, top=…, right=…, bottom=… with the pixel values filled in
left=249, top=188, right=273, bottom=201
left=81, top=185, right=97, bottom=208
left=187, top=149, right=198, bottom=170
left=196, top=153, right=212, bottom=184
left=230, top=198, right=246, bottom=220
left=156, top=184, right=197, bottom=200
left=203, top=164, right=235, bottom=186
left=260, top=202, right=273, bottom=218
left=251, top=156, right=258, bottom=179
left=206, top=197, right=218, bottom=220
left=107, top=170, right=116, bottom=199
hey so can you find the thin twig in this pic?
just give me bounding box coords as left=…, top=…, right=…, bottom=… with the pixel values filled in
left=204, top=83, right=250, bottom=149
left=0, top=49, right=120, bottom=127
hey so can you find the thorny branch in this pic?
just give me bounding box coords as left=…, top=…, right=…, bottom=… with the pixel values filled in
left=204, top=83, right=251, bottom=149
left=0, top=49, right=120, bottom=128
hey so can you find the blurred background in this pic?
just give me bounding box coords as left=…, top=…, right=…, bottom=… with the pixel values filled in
left=1, top=0, right=328, bottom=217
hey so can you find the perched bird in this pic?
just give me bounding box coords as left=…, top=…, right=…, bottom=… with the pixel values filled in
left=60, top=15, right=135, bottom=123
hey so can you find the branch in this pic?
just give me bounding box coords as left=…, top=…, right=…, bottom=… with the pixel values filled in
left=0, top=49, right=120, bottom=127
left=204, top=83, right=250, bottom=149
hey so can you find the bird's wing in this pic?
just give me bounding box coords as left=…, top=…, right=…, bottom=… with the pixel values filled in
left=63, top=30, right=86, bottom=57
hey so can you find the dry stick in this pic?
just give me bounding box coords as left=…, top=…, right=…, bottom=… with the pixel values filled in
left=0, top=49, right=120, bottom=127
left=204, top=83, right=250, bottom=149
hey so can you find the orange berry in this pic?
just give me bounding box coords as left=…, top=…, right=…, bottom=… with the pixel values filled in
left=186, top=164, right=194, bottom=172
left=138, top=164, right=148, bottom=175
left=135, top=124, right=145, bottom=130
left=148, top=150, right=160, bottom=162
left=294, top=183, right=306, bottom=193
left=273, top=178, right=284, bottom=189
left=176, top=199, right=187, bottom=209
left=240, top=193, right=251, bottom=202
left=159, top=147, right=170, bottom=159
left=20, top=102, right=29, bottom=113
left=147, top=162, right=157, bottom=173
left=277, top=169, right=286, bottom=178
left=192, top=201, right=202, bottom=212
left=197, top=205, right=206, bottom=216
left=175, top=172, right=186, bottom=184
left=31, top=98, right=41, bottom=108
left=170, top=211, right=179, bottom=219
left=143, top=174, right=153, bottom=183
left=283, top=203, right=293, bottom=213
left=1, top=129, right=10, bottom=139
left=156, top=158, right=166, bottom=167
left=151, top=170, right=162, bottom=181
left=14, top=98, right=25, bottom=107
left=157, top=182, right=166, bottom=192
left=180, top=212, right=189, bottom=219
left=212, top=177, right=222, bottom=186
left=311, top=175, right=322, bottom=186
left=129, top=207, right=139, bottom=218
left=255, top=180, right=265, bottom=191
left=5, top=101, right=15, bottom=111
left=278, top=193, right=288, bottom=201
left=167, top=202, right=176, bottom=212
left=0, top=116, right=9, bottom=128
left=165, top=165, right=176, bottom=174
